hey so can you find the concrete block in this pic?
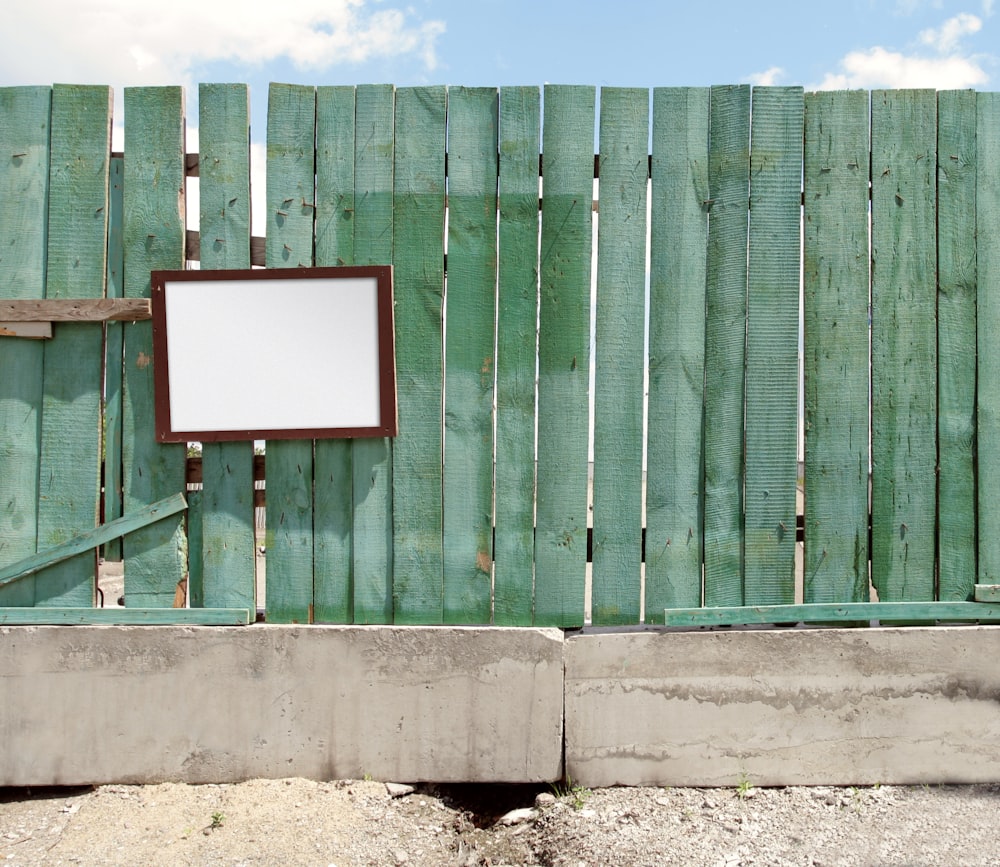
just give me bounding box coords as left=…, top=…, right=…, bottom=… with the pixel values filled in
left=0, top=625, right=564, bottom=786
left=565, top=626, right=1000, bottom=787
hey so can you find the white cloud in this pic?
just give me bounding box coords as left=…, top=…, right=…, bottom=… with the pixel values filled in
left=746, top=66, right=785, bottom=86
left=919, top=12, right=982, bottom=52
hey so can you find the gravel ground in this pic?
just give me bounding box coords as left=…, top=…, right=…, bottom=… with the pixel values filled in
left=3, top=778, right=999, bottom=866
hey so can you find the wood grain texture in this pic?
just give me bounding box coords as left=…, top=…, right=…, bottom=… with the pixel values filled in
left=314, top=85, right=356, bottom=623
left=0, top=298, right=149, bottom=320
left=743, top=86, right=803, bottom=606
left=591, top=87, right=647, bottom=625
left=802, top=90, right=870, bottom=603
left=703, top=85, right=750, bottom=607
left=121, top=86, right=188, bottom=607
left=936, top=90, right=977, bottom=601
left=36, top=84, right=111, bottom=607
left=664, top=601, right=1000, bottom=628
left=103, top=156, right=125, bottom=561
left=534, top=85, right=594, bottom=627
left=870, top=89, right=937, bottom=602
left=0, top=87, right=50, bottom=607
left=493, top=87, right=540, bottom=626
left=263, top=83, right=316, bottom=623
left=443, top=87, right=498, bottom=624
left=645, top=87, right=709, bottom=619
left=391, top=86, right=447, bottom=625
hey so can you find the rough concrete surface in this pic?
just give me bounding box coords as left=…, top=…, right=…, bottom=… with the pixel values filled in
left=565, top=625, right=1000, bottom=788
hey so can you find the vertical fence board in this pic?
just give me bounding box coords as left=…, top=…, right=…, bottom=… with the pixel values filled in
left=198, top=83, right=256, bottom=613
left=534, top=85, right=594, bottom=627
left=645, top=87, right=709, bottom=619
left=703, top=84, right=750, bottom=607
left=264, top=83, right=316, bottom=623
left=103, top=156, right=125, bottom=561
left=352, top=84, right=394, bottom=624
left=936, top=90, right=977, bottom=601
left=36, top=84, right=111, bottom=607
left=0, top=87, right=50, bottom=607
left=743, top=86, right=803, bottom=606
left=314, top=85, right=356, bottom=623
left=591, top=87, right=648, bottom=625
left=493, top=86, right=540, bottom=626
left=443, top=87, right=498, bottom=624
left=122, top=87, right=187, bottom=607
left=870, top=89, right=937, bottom=602
left=802, top=90, right=870, bottom=603
left=186, top=488, right=203, bottom=607
left=978, top=93, right=1000, bottom=583
left=392, top=86, right=447, bottom=625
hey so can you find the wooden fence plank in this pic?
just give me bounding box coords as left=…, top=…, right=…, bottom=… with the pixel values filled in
left=743, top=86, right=803, bottom=606
left=198, top=83, right=256, bottom=613
left=443, top=86, right=498, bottom=624
left=645, top=87, right=709, bottom=619
left=0, top=608, right=251, bottom=626
left=591, top=87, right=648, bottom=625
left=664, top=602, right=1000, bottom=628
left=937, top=90, right=978, bottom=601
left=314, top=85, right=356, bottom=624
left=122, top=86, right=187, bottom=607
left=103, top=155, right=125, bottom=561
left=0, top=87, right=51, bottom=608
left=870, top=89, right=937, bottom=602
left=493, top=86, right=540, bottom=626
left=802, top=90, right=871, bottom=603
left=35, top=85, right=111, bottom=607
left=703, top=84, right=750, bottom=607
left=391, top=86, right=447, bottom=625
left=264, top=83, right=316, bottom=623
left=979, top=92, right=1000, bottom=583
left=534, top=85, right=595, bottom=627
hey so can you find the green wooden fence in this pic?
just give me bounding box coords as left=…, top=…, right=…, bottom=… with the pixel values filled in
left=2, top=83, right=999, bottom=627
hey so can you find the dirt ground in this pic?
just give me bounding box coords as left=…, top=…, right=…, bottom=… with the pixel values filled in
left=2, top=778, right=1000, bottom=866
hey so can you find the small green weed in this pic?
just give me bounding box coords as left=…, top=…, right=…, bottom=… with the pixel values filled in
left=551, top=776, right=591, bottom=810
left=736, top=772, right=754, bottom=800
left=210, top=811, right=226, bottom=830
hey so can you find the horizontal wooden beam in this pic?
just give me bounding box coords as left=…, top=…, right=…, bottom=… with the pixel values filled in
left=664, top=601, right=1000, bottom=628
left=0, top=298, right=151, bottom=322
left=975, top=584, right=1000, bottom=602
left=0, top=321, right=52, bottom=339
left=0, top=608, right=252, bottom=626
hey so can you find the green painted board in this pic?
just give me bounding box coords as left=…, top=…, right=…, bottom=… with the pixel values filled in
left=198, top=83, right=256, bottom=613
left=936, top=90, right=977, bottom=601
left=443, top=87, right=497, bottom=624
left=121, top=86, right=188, bottom=607
left=314, top=85, right=356, bottom=624
left=591, top=87, right=647, bottom=625
left=36, top=85, right=111, bottom=607
left=493, top=87, right=540, bottom=626
left=664, top=601, right=1000, bottom=628
left=646, top=88, right=709, bottom=618
left=534, top=85, right=594, bottom=627
left=703, top=84, right=750, bottom=607
left=351, top=84, right=395, bottom=624
left=264, top=83, right=316, bottom=624
left=391, top=86, right=447, bottom=625
left=978, top=93, right=1000, bottom=583
left=870, top=90, right=937, bottom=602
left=103, top=156, right=125, bottom=562
left=0, top=86, right=51, bottom=608
left=186, top=487, right=203, bottom=608
left=744, top=86, right=803, bottom=606
left=0, top=608, right=251, bottom=625
left=802, top=90, right=870, bottom=604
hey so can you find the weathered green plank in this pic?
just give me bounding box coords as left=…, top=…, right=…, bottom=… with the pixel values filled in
left=0, top=607, right=251, bottom=625
left=664, top=601, right=1000, bottom=628
left=352, top=84, right=394, bottom=624
left=103, top=156, right=125, bottom=561
left=975, top=584, right=1000, bottom=603
left=744, top=86, right=803, bottom=606
left=802, top=90, right=870, bottom=604
left=870, top=90, right=937, bottom=602
left=937, top=90, right=977, bottom=601
left=591, top=87, right=648, bottom=625
left=35, top=85, right=111, bottom=607
left=392, top=86, right=447, bottom=625
left=0, top=87, right=50, bottom=607
left=443, top=87, right=497, bottom=624
left=703, top=84, right=750, bottom=607
left=122, top=86, right=187, bottom=607
left=534, top=85, right=594, bottom=627
left=493, top=86, right=540, bottom=626
left=314, top=85, right=356, bottom=624
left=264, top=83, right=316, bottom=623
left=186, top=487, right=203, bottom=607
left=645, top=88, right=709, bottom=619
left=198, top=83, right=256, bottom=613
left=978, top=93, right=1000, bottom=584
